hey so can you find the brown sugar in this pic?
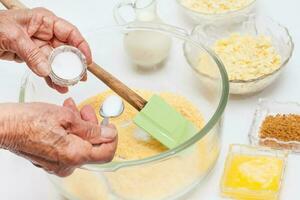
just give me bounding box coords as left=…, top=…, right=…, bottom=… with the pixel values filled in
left=259, top=114, right=300, bottom=142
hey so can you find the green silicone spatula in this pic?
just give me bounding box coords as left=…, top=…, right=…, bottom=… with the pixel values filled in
left=133, top=95, right=197, bottom=148
left=88, top=63, right=197, bottom=149
left=0, top=0, right=197, bottom=149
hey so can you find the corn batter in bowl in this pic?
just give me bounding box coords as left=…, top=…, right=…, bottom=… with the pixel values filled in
left=78, top=90, right=205, bottom=160
left=60, top=90, right=217, bottom=200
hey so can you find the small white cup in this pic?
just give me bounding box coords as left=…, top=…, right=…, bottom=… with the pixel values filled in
left=49, top=45, right=87, bottom=87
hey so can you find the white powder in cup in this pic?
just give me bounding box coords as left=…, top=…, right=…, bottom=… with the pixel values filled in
left=51, top=51, right=84, bottom=80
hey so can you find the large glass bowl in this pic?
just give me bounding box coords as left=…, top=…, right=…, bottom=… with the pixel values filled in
left=19, top=23, right=229, bottom=200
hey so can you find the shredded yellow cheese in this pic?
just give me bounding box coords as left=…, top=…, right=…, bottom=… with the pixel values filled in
left=198, top=33, right=281, bottom=81
left=181, top=0, right=254, bottom=14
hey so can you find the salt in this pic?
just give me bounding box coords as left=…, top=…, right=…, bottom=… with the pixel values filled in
left=101, top=95, right=124, bottom=117
left=49, top=46, right=87, bottom=87
left=51, top=51, right=83, bottom=80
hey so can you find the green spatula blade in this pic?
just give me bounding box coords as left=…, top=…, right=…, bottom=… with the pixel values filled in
left=133, top=95, right=197, bottom=149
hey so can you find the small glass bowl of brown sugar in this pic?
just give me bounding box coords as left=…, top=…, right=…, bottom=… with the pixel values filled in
left=249, top=99, right=300, bottom=153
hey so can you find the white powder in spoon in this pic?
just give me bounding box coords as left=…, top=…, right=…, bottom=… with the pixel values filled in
left=102, top=95, right=124, bottom=117
left=51, top=51, right=84, bottom=80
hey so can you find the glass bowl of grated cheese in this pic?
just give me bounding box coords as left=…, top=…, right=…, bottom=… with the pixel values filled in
left=19, top=23, right=229, bottom=200
left=176, top=0, right=257, bottom=25
left=186, top=14, right=294, bottom=95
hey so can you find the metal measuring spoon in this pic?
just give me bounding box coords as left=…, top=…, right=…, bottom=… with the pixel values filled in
left=99, top=95, right=124, bottom=126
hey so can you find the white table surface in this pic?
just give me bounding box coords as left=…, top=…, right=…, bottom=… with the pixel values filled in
left=0, top=0, right=299, bottom=199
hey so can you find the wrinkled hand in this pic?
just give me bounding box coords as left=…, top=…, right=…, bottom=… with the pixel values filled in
left=0, top=98, right=117, bottom=177
left=0, top=8, right=92, bottom=93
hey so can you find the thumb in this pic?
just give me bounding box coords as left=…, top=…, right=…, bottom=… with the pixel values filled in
left=71, top=120, right=118, bottom=145
left=14, top=34, right=51, bottom=77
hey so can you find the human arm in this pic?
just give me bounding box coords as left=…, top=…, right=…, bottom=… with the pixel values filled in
left=0, top=8, right=92, bottom=93
left=0, top=98, right=117, bottom=177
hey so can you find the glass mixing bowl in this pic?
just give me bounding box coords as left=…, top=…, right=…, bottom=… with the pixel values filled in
left=176, top=0, right=257, bottom=25
left=187, top=14, right=294, bottom=95
left=19, top=23, right=229, bottom=200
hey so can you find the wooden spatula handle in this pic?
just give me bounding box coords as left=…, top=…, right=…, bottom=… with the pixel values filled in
left=88, top=63, right=147, bottom=111
left=0, top=0, right=148, bottom=111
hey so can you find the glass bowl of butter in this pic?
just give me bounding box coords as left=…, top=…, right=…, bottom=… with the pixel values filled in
left=220, top=144, right=287, bottom=200
left=19, top=22, right=229, bottom=200
left=177, top=0, right=257, bottom=25
left=186, top=14, right=294, bottom=95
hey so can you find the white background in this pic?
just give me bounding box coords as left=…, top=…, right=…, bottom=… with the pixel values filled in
left=0, top=0, right=299, bottom=199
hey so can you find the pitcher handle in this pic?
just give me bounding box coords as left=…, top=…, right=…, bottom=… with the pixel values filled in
left=114, top=0, right=135, bottom=25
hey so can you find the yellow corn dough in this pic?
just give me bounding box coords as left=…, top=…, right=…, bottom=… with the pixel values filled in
left=78, top=90, right=204, bottom=160
left=61, top=90, right=220, bottom=200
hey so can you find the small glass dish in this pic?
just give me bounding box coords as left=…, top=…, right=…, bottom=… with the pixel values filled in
left=187, top=14, right=294, bottom=95
left=220, top=144, right=287, bottom=200
left=176, top=0, right=257, bottom=25
left=249, top=99, right=300, bottom=153
left=49, top=45, right=87, bottom=87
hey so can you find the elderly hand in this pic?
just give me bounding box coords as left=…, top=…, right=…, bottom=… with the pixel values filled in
left=0, top=98, right=117, bottom=177
left=0, top=8, right=92, bottom=93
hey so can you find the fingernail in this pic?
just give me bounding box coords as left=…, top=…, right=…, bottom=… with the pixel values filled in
left=101, top=126, right=117, bottom=139
left=36, top=61, right=51, bottom=77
